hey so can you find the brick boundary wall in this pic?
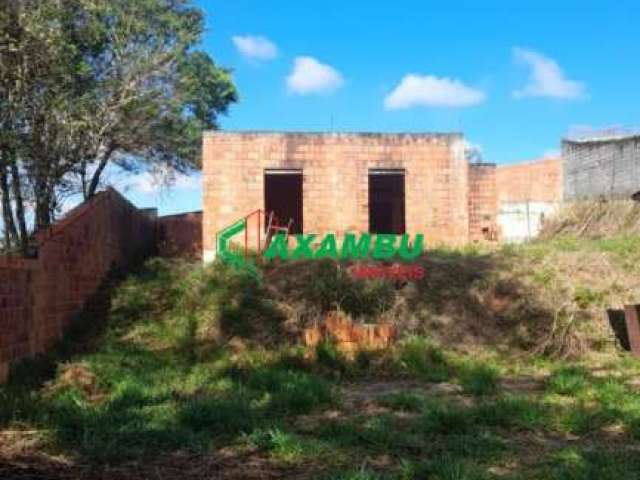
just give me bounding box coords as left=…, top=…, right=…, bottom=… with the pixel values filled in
left=157, top=211, right=203, bottom=260
left=0, top=188, right=156, bottom=383
left=496, top=158, right=563, bottom=204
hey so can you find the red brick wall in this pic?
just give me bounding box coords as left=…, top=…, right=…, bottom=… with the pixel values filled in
left=497, top=158, right=563, bottom=203
left=468, top=163, right=498, bottom=242
left=0, top=188, right=155, bottom=382
left=202, top=132, right=469, bottom=257
left=158, top=211, right=203, bottom=259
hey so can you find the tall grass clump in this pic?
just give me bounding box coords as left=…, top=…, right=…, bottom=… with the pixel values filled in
left=397, top=336, right=451, bottom=382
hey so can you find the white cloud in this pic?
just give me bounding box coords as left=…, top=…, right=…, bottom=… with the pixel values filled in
left=286, top=56, right=344, bottom=95
left=512, top=47, right=585, bottom=99
left=543, top=149, right=561, bottom=159
left=384, top=74, right=486, bottom=109
left=232, top=35, right=278, bottom=61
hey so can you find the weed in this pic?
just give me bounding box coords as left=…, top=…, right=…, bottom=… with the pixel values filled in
left=245, top=427, right=326, bottom=463
left=573, top=286, right=606, bottom=309
left=397, top=336, right=450, bottom=382
left=545, top=365, right=590, bottom=395
left=457, top=362, right=500, bottom=396
left=538, top=447, right=640, bottom=480
left=557, top=401, right=609, bottom=435
left=425, top=456, right=486, bottom=480
left=316, top=340, right=349, bottom=376
left=475, top=395, right=546, bottom=430
left=419, top=400, right=475, bottom=434
left=325, top=468, right=384, bottom=480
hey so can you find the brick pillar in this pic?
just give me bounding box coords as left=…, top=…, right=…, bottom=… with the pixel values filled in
left=624, top=305, right=640, bottom=356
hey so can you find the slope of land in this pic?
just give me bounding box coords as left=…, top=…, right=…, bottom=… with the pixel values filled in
left=2, top=236, right=640, bottom=479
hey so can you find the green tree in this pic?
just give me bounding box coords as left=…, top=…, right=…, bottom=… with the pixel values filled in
left=0, top=0, right=237, bottom=253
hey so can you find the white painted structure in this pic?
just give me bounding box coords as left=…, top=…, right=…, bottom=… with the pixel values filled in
left=498, top=201, right=559, bottom=243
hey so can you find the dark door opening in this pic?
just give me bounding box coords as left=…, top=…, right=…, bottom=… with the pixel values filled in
left=264, top=170, right=303, bottom=234
left=369, top=169, right=406, bottom=234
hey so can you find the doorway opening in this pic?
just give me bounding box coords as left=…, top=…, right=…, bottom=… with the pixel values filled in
left=368, top=169, right=406, bottom=234
left=264, top=169, right=303, bottom=234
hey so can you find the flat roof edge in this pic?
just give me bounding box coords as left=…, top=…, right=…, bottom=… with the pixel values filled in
left=203, top=130, right=463, bottom=138
left=562, top=134, right=640, bottom=145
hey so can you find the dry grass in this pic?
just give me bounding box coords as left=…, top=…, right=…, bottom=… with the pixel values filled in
left=540, top=199, right=640, bottom=239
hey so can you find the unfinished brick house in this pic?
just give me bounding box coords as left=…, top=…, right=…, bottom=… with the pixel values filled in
left=202, top=131, right=508, bottom=260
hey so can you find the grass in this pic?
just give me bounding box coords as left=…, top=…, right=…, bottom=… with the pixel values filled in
left=457, top=361, right=501, bottom=396
left=545, top=365, right=591, bottom=395
left=2, top=252, right=640, bottom=478
left=397, top=336, right=451, bottom=382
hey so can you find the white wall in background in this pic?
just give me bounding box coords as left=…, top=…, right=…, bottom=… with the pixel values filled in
left=498, top=201, right=559, bottom=243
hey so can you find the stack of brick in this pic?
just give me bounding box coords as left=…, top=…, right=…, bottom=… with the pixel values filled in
left=304, top=311, right=398, bottom=354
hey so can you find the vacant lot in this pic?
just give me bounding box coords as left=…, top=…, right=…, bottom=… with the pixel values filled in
left=2, top=235, right=640, bottom=479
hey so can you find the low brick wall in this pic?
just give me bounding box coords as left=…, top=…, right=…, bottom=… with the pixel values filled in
left=0, top=188, right=156, bottom=382
left=157, top=211, right=202, bottom=259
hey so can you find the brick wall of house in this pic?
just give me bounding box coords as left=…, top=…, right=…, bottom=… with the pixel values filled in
left=158, top=211, right=203, bottom=259
left=468, top=163, right=498, bottom=242
left=496, top=158, right=563, bottom=203
left=0, top=188, right=156, bottom=383
left=202, top=132, right=469, bottom=258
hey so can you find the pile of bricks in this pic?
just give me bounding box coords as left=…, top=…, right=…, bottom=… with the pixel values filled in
left=303, top=311, right=398, bottom=354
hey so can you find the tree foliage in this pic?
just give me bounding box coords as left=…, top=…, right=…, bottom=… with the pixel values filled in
left=0, top=0, right=237, bottom=253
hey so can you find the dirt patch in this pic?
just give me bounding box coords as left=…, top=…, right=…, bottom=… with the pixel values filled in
left=0, top=447, right=320, bottom=480
left=341, top=380, right=463, bottom=407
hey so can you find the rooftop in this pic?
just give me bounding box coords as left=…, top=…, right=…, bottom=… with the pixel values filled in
left=563, top=128, right=640, bottom=145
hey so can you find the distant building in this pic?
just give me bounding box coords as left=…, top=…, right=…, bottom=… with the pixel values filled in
left=563, top=133, right=640, bottom=201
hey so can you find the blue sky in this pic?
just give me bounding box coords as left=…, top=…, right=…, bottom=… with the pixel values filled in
left=128, top=0, right=640, bottom=215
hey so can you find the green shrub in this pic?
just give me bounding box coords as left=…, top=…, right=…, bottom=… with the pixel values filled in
left=458, top=362, right=500, bottom=396
left=425, top=455, right=486, bottom=480
left=420, top=400, right=475, bottom=434
left=246, top=367, right=333, bottom=415
left=398, top=336, right=450, bottom=382
left=546, top=366, right=590, bottom=396
left=475, top=395, right=546, bottom=430
left=178, top=396, right=255, bottom=435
